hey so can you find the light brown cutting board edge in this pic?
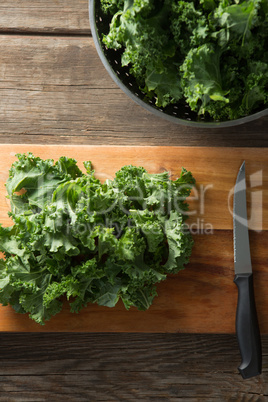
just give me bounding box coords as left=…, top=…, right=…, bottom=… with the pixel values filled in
left=0, top=145, right=267, bottom=333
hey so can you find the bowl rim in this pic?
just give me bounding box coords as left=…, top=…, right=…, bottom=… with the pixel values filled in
left=89, top=0, right=268, bottom=128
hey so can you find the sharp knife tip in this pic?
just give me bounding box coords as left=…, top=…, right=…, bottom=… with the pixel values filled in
left=240, top=161, right=245, bottom=171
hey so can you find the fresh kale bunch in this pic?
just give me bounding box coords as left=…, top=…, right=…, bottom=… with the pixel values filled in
left=101, top=0, right=268, bottom=121
left=0, top=153, right=195, bottom=325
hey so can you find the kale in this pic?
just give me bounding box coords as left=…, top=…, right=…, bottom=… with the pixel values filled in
left=101, top=0, right=268, bottom=120
left=0, top=153, right=195, bottom=324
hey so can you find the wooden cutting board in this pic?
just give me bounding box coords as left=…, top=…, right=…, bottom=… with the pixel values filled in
left=0, top=145, right=267, bottom=333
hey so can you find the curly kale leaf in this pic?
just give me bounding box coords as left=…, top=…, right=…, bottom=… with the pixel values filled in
left=101, top=0, right=268, bottom=120
left=0, top=153, right=195, bottom=325
left=102, top=0, right=181, bottom=107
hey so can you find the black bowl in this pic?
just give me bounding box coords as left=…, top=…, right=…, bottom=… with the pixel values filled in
left=89, top=0, right=268, bottom=128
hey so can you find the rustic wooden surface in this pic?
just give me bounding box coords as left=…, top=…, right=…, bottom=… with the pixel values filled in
left=0, top=4, right=267, bottom=145
left=0, top=332, right=267, bottom=401
left=0, top=0, right=91, bottom=34
left=0, top=1, right=267, bottom=400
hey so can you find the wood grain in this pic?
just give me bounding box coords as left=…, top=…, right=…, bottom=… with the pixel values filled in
left=0, top=2, right=267, bottom=399
left=0, top=0, right=90, bottom=34
left=0, top=229, right=267, bottom=333
left=0, top=35, right=267, bottom=146
left=0, top=332, right=267, bottom=400
left=0, top=145, right=267, bottom=230
left=0, top=145, right=267, bottom=333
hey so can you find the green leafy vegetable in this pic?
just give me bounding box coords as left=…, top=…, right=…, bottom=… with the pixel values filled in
left=101, top=0, right=268, bottom=120
left=0, top=153, right=195, bottom=325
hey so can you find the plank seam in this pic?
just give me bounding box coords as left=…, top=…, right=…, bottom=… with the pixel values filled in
left=0, top=30, right=91, bottom=37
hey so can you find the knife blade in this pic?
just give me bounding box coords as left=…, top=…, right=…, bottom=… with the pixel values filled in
left=233, top=161, right=262, bottom=379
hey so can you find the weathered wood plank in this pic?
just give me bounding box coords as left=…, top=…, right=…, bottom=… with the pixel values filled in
left=0, top=333, right=267, bottom=400
left=0, top=2, right=266, bottom=400
left=0, top=0, right=90, bottom=34
left=0, top=35, right=267, bottom=146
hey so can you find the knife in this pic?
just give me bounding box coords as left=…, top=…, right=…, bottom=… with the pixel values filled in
left=233, top=161, right=262, bottom=379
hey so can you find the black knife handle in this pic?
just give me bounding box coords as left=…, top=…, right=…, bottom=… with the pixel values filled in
left=234, top=273, right=262, bottom=379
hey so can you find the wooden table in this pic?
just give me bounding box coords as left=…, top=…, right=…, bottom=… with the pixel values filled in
left=0, top=1, right=267, bottom=400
